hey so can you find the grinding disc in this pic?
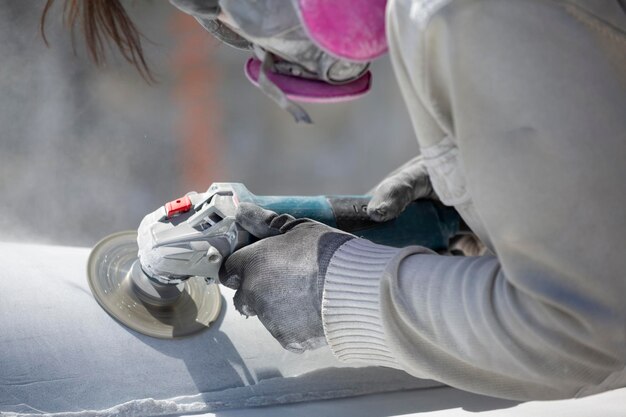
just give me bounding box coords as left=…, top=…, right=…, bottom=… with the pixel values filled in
left=87, top=231, right=222, bottom=339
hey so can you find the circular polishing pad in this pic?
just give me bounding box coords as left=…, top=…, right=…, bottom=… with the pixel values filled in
left=87, top=231, right=222, bottom=339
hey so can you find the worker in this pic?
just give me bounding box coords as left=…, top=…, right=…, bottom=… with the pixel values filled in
left=42, top=0, right=626, bottom=401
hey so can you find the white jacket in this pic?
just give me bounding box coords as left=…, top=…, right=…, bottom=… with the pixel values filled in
left=322, top=0, right=626, bottom=400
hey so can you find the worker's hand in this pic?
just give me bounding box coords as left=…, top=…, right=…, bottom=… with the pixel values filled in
left=220, top=203, right=354, bottom=353
left=368, top=155, right=437, bottom=222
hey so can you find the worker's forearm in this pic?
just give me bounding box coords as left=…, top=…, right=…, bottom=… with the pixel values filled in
left=322, top=241, right=625, bottom=401
left=363, top=0, right=626, bottom=400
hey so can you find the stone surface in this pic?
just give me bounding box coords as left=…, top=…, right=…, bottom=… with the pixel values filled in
left=0, top=242, right=439, bottom=416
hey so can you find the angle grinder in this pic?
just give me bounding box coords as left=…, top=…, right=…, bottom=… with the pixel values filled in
left=87, top=183, right=461, bottom=339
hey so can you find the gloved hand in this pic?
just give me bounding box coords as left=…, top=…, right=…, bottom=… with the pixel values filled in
left=367, top=155, right=437, bottom=222
left=220, top=203, right=354, bottom=353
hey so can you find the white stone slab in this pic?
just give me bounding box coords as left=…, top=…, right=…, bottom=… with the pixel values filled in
left=0, top=242, right=439, bottom=416
left=186, top=385, right=626, bottom=417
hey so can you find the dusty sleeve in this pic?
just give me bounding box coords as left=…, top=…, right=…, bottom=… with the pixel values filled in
left=322, top=0, right=626, bottom=401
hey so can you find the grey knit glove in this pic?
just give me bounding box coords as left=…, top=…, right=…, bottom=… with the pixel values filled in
left=220, top=203, right=354, bottom=353
left=367, top=155, right=438, bottom=222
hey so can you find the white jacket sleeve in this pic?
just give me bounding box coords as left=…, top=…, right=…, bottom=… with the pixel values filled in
left=322, top=0, right=626, bottom=401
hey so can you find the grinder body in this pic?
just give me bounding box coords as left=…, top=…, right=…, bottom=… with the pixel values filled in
left=88, top=182, right=460, bottom=339
left=137, top=183, right=460, bottom=285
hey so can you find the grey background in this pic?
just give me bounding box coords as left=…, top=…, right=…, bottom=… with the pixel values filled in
left=0, top=1, right=418, bottom=246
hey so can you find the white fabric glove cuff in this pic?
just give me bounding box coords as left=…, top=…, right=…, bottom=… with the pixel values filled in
left=321, top=239, right=402, bottom=367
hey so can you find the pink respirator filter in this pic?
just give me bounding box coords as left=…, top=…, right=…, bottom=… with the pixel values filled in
left=245, top=58, right=372, bottom=103
left=297, top=0, right=388, bottom=62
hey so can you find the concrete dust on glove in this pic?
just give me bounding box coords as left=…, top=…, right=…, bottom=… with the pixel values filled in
left=368, top=155, right=437, bottom=222
left=220, top=203, right=354, bottom=353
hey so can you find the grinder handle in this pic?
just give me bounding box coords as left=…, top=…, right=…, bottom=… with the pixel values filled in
left=245, top=194, right=460, bottom=251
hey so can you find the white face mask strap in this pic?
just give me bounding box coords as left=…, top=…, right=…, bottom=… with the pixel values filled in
left=254, top=46, right=313, bottom=124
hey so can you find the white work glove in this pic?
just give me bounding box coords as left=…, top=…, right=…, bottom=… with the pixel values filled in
left=368, top=156, right=487, bottom=256
left=367, top=155, right=437, bottom=222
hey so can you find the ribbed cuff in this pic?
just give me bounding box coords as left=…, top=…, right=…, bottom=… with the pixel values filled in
left=322, top=238, right=402, bottom=367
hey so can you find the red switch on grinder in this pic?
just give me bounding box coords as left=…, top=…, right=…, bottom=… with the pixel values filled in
left=165, top=195, right=192, bottom=218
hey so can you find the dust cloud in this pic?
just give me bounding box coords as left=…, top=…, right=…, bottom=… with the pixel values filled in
left=0, top=1, right=417, bottom=247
